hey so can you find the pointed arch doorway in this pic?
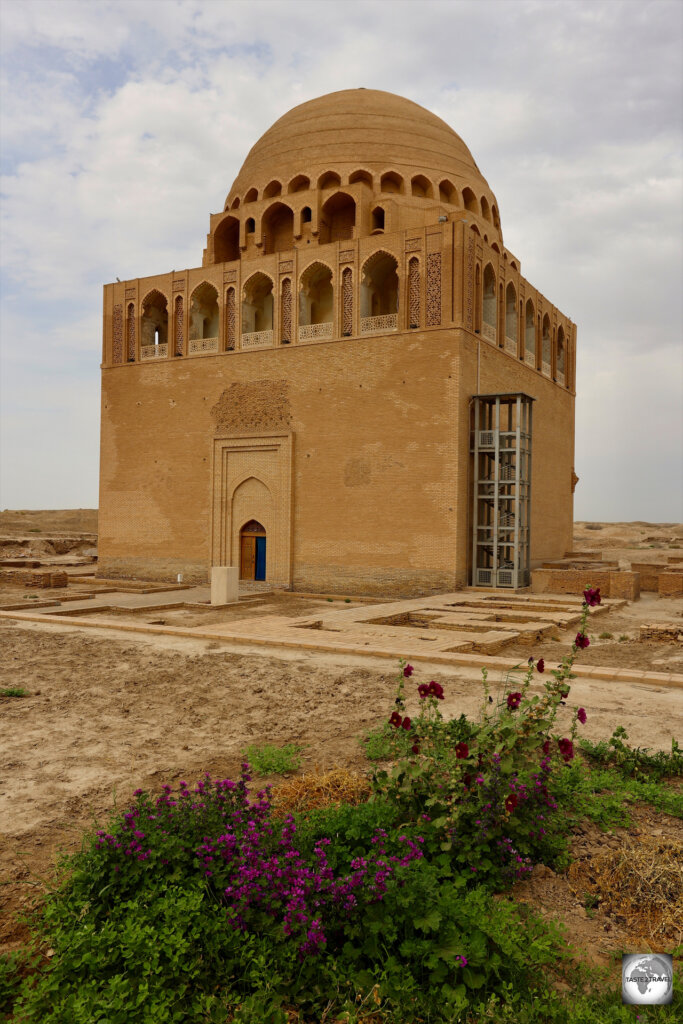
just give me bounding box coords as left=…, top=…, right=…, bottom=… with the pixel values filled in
left=240, top=520, right=267, bottom=581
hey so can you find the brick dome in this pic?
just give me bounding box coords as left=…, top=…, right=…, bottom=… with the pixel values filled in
left=225, top=89, right=501, bottom=236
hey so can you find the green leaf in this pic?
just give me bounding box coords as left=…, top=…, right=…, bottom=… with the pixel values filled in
left=413, top=909, right=442, bottom=932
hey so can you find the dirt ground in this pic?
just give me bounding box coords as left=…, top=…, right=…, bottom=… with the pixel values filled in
left=1, top=513, right=682, bottom=972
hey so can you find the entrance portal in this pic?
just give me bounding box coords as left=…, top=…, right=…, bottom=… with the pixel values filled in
left=240, top=520, right=267, bottom=581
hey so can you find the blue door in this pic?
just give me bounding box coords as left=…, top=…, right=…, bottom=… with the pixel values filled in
left=254, top=536, right=266, bottom=581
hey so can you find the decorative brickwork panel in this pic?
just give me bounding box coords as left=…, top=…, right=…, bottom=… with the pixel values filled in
left=211, top=380, right=292, bottom=432
left=339, top=249, right=355, bottom=263
left=126, top=303, right=136, bottom=360
left=280, top=278, right=292, bottom=343
left=125, top=287, right=136, bottom=299
left=405, top=237, right=421, bottom=252
left=466, top=235, right=475, bottom=329
left=112, top=303, right=123, bottom=364
left=342, top=267, right=353, bottom=335
left=174, top=295, right=184, bottom=356
left=426, top=232, right=441, bottom=254
left=172, top=278, right=185, bottom=292
left=223, top=270, right=237, bottom=283
left=226, top=287, right=236, bottom=349
left=408, top=257, right=421, bottom=328
left=426, top=253, right=442, bottom=326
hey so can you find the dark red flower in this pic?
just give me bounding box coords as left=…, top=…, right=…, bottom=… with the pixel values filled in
left=575, top=632, right=590, bottom=650
left=411, top=744, right=420, bottom=755
left=559, top=686, right=570, bottom=699
left=463, top=773, right=472, bottom=787
left=389, top=711, right=402, bottom=728
left=417, top=683, right=430, bottom=698
left=505, top=793, right=518, bottom=812
left=577, top=707, right=587, bottom=725
left=507, top=691, right=522, bottom=710
left=558, top=738, right=574, bottom=762
left=583, top=587, right=601, bottom=607
left=542, top=739, right=551, bottom=755
left=428, top=681, right=444, bottom=700
left=455, top=741, right=469, bottom=759
left=403, top=664, right=414, bottom=678
left=536, top=658, right=545, bottom=673
left=401, top=716, right=412, bottom=731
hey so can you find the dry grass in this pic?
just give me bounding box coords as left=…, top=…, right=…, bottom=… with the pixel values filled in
left=569, top=836, right=683, bottom=943
left=272, top=767, right=371, bottom=814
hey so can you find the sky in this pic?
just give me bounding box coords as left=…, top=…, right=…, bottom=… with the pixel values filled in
left=0, top=0, right=681, bottom=522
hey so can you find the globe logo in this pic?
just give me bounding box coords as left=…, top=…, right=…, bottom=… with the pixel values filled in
left=622, top=954, right=673, bottom=1005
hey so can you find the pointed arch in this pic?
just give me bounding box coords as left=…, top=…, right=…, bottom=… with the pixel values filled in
left=213, top=215, right=240, bottom=264
left=505, top=282, right=517, bottom=349
left=244, top=187, right=258, bottom=203
left=525, top=299, right=535, bottom=361
left=318, top=170, right=341, bottom=190
left=380, top=170, right=404, bottom=194
left=439, top=179, right=458, bottom=204
left=360, top=250, right=399, bottom=326
left=189, top=282, right=218, bottom=342
left=556, top=325, right=566, bottom=380
left=241, top=272, right=274, bottom=337
left=319, top=191, right=355, bottom=244
left=411, top=174, right=433, bottom=199
left=298, top=261, right=333, bottom=338
left=481, top=196, right=492, bottom=222
left=462, top=187, right=478, bottom=214
left=349, top=168, right=373, bottom=187
left=263, top=179, right=282, bottom=199
left=262, top=202, right=294, bottom=255
left=482, top=263, right=496, bottom=342
left=288, top=174, right=310, bottom=193
left=542, top=314, right=552, bottom=373
left=126, top=302, right=136, bottom=360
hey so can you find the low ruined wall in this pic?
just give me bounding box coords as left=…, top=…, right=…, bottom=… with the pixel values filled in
left=0, top=570, right=68, bottom=588
left=630, top=562, right=668, bottom=592
left=531, top=567, right=640, bottom=601
left=659, top=571, right=683, bottom=598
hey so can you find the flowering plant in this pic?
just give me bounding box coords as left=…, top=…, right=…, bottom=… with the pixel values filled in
left=372, top=589, right=599, bottom=885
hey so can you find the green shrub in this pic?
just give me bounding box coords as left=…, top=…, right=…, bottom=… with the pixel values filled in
left=242, top=743, right=302, bottom=775
left=0, top=687, right=29, bottom=698
left=580, top=726, right=683, bottom=781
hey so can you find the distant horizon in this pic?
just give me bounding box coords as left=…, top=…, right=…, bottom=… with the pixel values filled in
left=2, top=507, right=681, bottom=528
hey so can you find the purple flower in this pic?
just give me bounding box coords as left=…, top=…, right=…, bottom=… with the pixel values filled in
left=507, top=691, right=522, bottom=710
left=536, top=658, right=545, bottom=673
left=583, top=587, right=601, bottom=607
left=403, top=664, right=414, bottom=678
left=575, top=632, right=590, bottom=650
left=577, top=707, right=587, bottom=724
left=558, top=738, right=574, bottom=762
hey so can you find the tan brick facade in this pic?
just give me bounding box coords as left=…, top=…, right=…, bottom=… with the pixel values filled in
left=99, top=90, right=576, bottom=594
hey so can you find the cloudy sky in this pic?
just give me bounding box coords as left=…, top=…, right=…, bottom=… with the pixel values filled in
left=1, top=0, right=681, bottom=521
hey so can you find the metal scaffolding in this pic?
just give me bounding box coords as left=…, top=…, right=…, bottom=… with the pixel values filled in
left=471, top=393, right=534, bottom=588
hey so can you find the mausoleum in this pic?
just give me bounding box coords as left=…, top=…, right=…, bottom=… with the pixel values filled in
left=99, top=88, right=576, bottom=594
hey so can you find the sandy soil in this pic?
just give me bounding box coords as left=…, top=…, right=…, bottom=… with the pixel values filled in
left=1, top=514, right=682, bottom=970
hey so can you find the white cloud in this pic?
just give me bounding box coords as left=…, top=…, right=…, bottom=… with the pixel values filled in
left=0, top=0, right=682, bottom=518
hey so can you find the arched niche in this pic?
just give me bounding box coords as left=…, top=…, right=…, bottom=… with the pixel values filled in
left=189, top=283, right=218, bottom=341
left=288, top=174, right=310, bottom=193
left=244, top=188, right=258, bottom=203
left=439, top=179, right=457, bottom=204
left=411, top=174, right=433, bottom=198
left=380, top=170, right=403, bottom=194
left=141, top=290, right=168, bottom=348
left=462, top=187, right=478, bottom=214
left=262, top=202, right=294, bottom=255
left=505, top=282, right=517, bottom=343
left=482, top=264, right=496, bottom=339
left=525, top=299, right=535, bottom=359
left=319, top=191, right=355, bottom=244
left=299, top=262, right=333, bottom=330
left=263, top=180, right=282, bottom=199
left=349, top=169, right=373, bottom=187
left=213, top=216, right=240, bottom=263
left=318, top=170, right=341, bottom=190
left=360, top=251, right=399, bottom=318
left=241, top=272, right=274, bottom=334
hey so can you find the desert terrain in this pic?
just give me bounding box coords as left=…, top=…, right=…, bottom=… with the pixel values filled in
left=1, top=512, right=682, bottom=969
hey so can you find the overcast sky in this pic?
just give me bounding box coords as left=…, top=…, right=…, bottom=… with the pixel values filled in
left=1, top=0, right=681, bottom=521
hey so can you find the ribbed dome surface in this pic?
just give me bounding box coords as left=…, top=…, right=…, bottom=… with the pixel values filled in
left=227, top=88, right=492, bottom=200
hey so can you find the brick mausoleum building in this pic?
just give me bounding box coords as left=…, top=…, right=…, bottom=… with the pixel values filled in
left=99, top=89, right=577, bottom=595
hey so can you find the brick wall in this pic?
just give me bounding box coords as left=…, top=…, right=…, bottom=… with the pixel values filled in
left=659, top=571, right=683, bottom=597
left=99, top=324, right=575, bottom=592
left=531, top=567, right=640, bottom=601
